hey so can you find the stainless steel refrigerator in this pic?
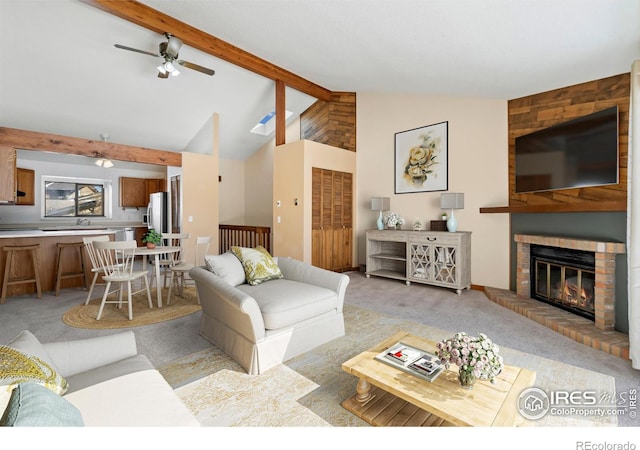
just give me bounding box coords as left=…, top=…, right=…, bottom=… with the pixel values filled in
left=147, top=192, right=169, bottom=233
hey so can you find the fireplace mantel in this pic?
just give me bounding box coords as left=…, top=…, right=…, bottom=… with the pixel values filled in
left=514, top=234, right=625, bottom=331
left=514, top=234, right=626, bottom=254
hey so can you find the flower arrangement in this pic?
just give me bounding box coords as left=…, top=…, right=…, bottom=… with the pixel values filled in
left=384, top=212, right=405, bottom=229
left=436, top=332, right=504, bottom=387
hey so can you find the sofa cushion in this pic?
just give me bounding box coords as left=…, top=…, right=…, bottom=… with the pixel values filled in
left=64, top=370, right=200, bottom=426
left=204, top=252, right=246, bottom=286
left=0, top=382, right=83, bottom=427
left=0, top=345, right=68, bottom=395
left=7, top=330, right=60, bottom=373
left=64, top=354, right=154, bottom=395
left=237, top=279, right=338, bottom=329
left=231, top=246, right=283, bottom=286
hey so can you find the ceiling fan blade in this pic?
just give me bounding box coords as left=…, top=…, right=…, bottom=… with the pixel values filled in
left=157, top=71, right=169, bottom=79
left=177, top=60, right=215, bottom=76
left=114, top=44, right=159, bottom=58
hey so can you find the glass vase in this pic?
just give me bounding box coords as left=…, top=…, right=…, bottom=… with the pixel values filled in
left=458, top=369, right=476, bottom=389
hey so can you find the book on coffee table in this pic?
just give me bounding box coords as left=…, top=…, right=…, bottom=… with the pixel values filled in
left=375, top=342, right=444, bottom=382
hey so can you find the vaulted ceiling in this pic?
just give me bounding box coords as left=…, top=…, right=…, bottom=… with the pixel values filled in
left=1, top=1, right=638, bottom=161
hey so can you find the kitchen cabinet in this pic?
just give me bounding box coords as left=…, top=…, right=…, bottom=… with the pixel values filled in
left=16, top=168, right=35, bottom=205
left=366, top=230, right=471, bottom=295
left=0, top=147, right=17, bottom=203
left=311, top=168, right=352, bottom=272
left=119, top=177, right=165, bottom=208
left=134, top=227, right=147, bottom=247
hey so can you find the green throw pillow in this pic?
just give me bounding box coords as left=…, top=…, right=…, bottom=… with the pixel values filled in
left=0, top=382, right=83, bottom=427
left=230, top=246, right=283, bottom=286
left=0, top=346, right=68, bottom=396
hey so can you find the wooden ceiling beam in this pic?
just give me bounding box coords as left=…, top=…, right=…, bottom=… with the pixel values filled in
left=0, top=127, right=182, bottom=167
left=82, top=0, right=333, bottom=102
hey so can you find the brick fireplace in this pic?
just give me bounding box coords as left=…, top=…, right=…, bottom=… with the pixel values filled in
left=515, top=234, right=624, bottom=331
left=484, top=234, right=630, bottom=359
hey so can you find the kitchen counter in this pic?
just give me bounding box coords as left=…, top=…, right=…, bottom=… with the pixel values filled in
left=0, top=228, right=122, bottom=298
left=0, top=228, right=118, bottom=238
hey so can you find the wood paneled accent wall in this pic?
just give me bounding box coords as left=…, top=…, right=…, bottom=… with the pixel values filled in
left=508, top=73, right=629, bottom=211
left=300, top=92, right=356, bottom=152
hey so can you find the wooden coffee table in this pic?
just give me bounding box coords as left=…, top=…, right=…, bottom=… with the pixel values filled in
left=341, top=331, right=536, bottom=427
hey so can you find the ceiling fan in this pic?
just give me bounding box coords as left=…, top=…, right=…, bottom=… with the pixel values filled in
left=114, top=33, right=215, bottom=78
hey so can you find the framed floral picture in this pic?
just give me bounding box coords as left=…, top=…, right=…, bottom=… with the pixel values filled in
left=394, top=121, right=448, bottom=193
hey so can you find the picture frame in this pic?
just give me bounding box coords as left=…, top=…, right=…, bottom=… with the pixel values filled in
left=394, top=121, right=448, bottom=194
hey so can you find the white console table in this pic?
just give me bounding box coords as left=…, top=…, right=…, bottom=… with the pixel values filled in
left=365, top=230, right=471, bottom=295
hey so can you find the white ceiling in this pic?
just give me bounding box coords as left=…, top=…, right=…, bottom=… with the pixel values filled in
left=1, top=0, right=639, bottom=162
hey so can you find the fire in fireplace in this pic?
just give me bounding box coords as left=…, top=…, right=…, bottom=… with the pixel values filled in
left=530, top=245, right=596, bottom=321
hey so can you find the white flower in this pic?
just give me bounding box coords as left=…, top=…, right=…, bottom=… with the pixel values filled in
left=384, top=212, right=405, bottom=227
left=435, top=332, right=504, bottom=382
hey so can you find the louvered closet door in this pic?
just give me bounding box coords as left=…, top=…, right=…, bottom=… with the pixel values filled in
left=311, top=167, right=352, bottom=272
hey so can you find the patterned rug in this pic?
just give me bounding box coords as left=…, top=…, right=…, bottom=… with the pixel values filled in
left=61, top=287, right=201, bottom=329
left=161, top=304, right=617, bottom=427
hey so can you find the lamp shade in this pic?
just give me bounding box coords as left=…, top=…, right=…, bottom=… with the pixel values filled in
left=371, top=197, right=390, bottom=211
left=440, top=193, right=464, bottom=210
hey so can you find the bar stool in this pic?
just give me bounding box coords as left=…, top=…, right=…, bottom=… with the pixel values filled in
left=1, top=244, right=43, bottom=304
left=54, top=242, right=88, bottom=296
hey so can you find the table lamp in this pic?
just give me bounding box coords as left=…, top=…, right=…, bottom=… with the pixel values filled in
left=440, top=193, right=464, bottom=232
left=371, top=197, right=390, bottom=230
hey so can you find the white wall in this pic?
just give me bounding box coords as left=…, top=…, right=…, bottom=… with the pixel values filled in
left=356, top=93, right=510, bottom=289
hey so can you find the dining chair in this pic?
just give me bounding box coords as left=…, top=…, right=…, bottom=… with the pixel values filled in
left=149, top=232, right=191, bottom=289
left=92, top=240, right=153, bottom=321
left=166, top=236, right=211, bottom=305
left=82, top=235, right=118, bottom=305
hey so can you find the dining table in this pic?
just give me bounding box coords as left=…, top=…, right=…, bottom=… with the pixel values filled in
left=135, top=245, right=181, bottom=308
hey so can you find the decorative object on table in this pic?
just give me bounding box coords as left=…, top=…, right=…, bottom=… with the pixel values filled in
left=430, top=220, right=448, bottom=231
left=142, top=228, right=162, bottom=249
left=374, top=341, right=444, bottom=383
left=435, top=332, right=504, bottom=390
left=394, top=121, right=448, bottom=194
left=440, top=192, right=464, bottom=232
left=413, top=219, right=423, bottom=231
left=370, top=197, right=390, bottom=230
left=384, top=212, right=405, bottom=230
left=441, top=212, right=447, bottom=220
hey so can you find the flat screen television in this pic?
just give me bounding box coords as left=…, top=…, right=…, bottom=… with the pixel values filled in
left=514, top=106, right=619, bottom=193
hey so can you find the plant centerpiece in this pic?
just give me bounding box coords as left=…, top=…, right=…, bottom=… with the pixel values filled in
left=142, top=228, right=162, bottom=249
left=384, top=212, right=405, bottom=230
left=436, top=332, right=504, bottom=389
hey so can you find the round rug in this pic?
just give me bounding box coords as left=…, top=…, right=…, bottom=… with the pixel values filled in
left=62, top=287, right=201, bottom=329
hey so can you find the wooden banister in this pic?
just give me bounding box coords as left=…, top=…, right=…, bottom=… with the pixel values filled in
left=219, top=225, right=271, bottom=254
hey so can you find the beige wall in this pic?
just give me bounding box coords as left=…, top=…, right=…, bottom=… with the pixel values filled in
left=182, top=114, right=219, bottom=259
left=273, top=141, right=305, bottom=259
left=356, top=93, right=510, bottom=289
left=273, top=140, right=357, bottom=264
left=218, top=158, right=245, bottom=224
left=218, top=117, right=301, bottom=229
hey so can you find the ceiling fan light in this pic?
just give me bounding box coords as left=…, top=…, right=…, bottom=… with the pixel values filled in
left=171, top=67, right=180, bottom=77
left=157, top=64, right=167, bottom=75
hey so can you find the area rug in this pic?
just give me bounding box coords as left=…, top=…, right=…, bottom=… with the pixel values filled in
left=161, top=304, right=617, bottom=427
left=61, top=287, right=201, bottom=329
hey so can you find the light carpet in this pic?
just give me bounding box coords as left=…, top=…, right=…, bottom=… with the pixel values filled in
left=62, top=287, right=201, bottom=329
left=160, top=304, right=617, bottom=427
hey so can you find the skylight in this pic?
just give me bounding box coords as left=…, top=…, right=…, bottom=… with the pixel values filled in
left=250, top=110, right=293, bottom=136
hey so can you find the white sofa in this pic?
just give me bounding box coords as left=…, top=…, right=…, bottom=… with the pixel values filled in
left=190, top=256, right=350, bottom=375
left=2, top=330, right=199, bottom=426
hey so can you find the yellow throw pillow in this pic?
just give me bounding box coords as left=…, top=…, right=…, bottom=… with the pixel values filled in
left=230, top=246, right=283, bottom=286
left=0, top=346, right=68, bottom=396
